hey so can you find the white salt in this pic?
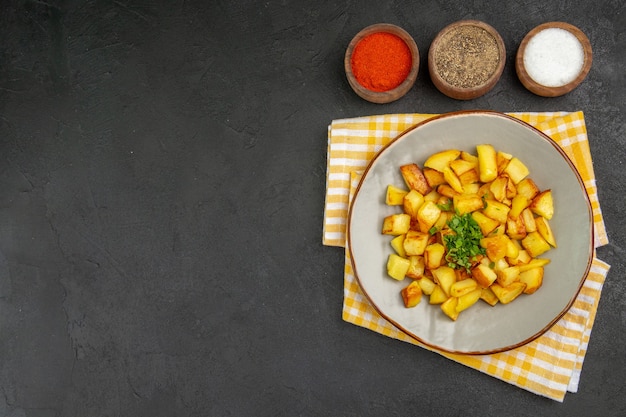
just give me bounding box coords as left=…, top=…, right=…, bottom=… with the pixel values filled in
left=523, top=27, right=585, bottom=87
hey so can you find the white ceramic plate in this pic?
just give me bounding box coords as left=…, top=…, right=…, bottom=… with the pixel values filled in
left=347, top=111, right=594, bottom=354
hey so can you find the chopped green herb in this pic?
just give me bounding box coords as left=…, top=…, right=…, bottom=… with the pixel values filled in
left=436, top=201, right=452, bottom=212
left=443, top=212, right=486, bottom=272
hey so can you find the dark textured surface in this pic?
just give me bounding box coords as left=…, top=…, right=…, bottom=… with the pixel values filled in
left=0, top=0, right=624, bottom=415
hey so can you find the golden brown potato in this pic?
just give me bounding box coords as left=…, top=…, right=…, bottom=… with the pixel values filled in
left=496, top=266, right=520, bottom=287
left=450, top=278, right=479, bottom=297
left=386, top=184, right=408, bottom=205
left=403, top=189, right=424, bottom=219
left=382, top=213, right=411, bottom=235
left=518, top=267, right=544, bottom=294
left=453, top=193, right=484, bottom=215
left=480, top=234, right=511, bottom=263
left=521, top=231, right=551, bottom=257
left=431, top=266, right=456, bottom=297
left=400, top=163, right=432, bottom=195
left=476, top=144, right=498, bottom=183
left=456, top=288, right=483, bottom=313
left=535, top=216, right=557, bottom=247
left=424, top=149, right=461, bottom=172
left=417, top=201, right=442, bottom=233
left=423, top=167, right=446, bottom=188
left=406, top=255, right=426, bottom=279
left=504, top=157, right=530, bottom=184
left=387, top=254, right=410, bottom=281
left=403, top=230, right=430, bottom=256
left=471, top=263, right=498, bottom=288
left=490, top=282, right=527, bottom=304
left=442, top=166, right=465, bottom=193
left=516, top=177, right=540, bottom=200
left=429, top=285, right=448, bottom=304
left=482, top=199, right=510, bottom=223
left=441, top=297, right=459, bottom=321
left=417, top=276, right=436, bottom=295
left=390, top=234, right=406, bottom=257
left=471, top=211, right=500, bottom=236
left=401, top=280, right=423, bottom=307
left=425, top=243, right=446, bottom=271
left=530, top=190, right=554, bottom=220
left=480, top=287, right=499, bottom=306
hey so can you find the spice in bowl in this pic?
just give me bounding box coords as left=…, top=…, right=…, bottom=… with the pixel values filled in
left=516, top=22, right=592, bottom=97
left=345, top=23, right=420, bottom=104
left=351, top=32, right=412, bottom=92
left=428, top=20, right=506, bottom=100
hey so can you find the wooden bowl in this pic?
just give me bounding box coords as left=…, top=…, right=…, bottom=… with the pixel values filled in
left=345, top=23, right=420, bottom=104
left=516, top=22, right=592, bottom=97
left=428, top=20, right=506, bottom=100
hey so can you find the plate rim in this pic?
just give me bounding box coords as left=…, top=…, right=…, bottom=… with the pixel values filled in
left=346, top=109, right=595, bottom=355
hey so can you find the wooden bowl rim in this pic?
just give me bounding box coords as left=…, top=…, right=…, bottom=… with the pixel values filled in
left=427, top=20, right=506, bottom=100
left=515, top=22, right=593, bottom=97
left=344, top=23, right=420, bottom=104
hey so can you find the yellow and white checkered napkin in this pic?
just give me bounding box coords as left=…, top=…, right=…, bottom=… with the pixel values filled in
left=322, top=111, right=610, bottom=402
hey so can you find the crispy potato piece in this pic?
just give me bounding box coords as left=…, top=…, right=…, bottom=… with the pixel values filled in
left=509, top=194, right=531, bottom=219
left=490, top=282, right=527, bottom=304
left=456, top=288, right=483, bottom=313
left=489, top=175, right=509, bottom=202
left=423, top=168, right=446, bottom=188
left=522, top=231, right=551, bottom=257
left=506, top=215, right=527, bottom=240
left=471, top=263, right=498, bottom=288
left=387, top=254, right=410, bottom=281
left=403, top=189, right=424, bottom=219
left=425, top=243, right=446, bottom=270
left=441, top=297, right=459, bottom=321
left=476, top=144, right=498, bottom=183
left=453, top=193, right=484, bottom=215
left=390, top=234, right=406, bottom=257
left=431, top=266, right=456, bottom=297
left=459, top=169, right=480, bottom=186
left=406, top=255, right=426, bottom=279
left=442, top=166, right=464, bottom=193
left=382, top=213, right=411, bottom=235
left=504, top=157, right=530, bottom=184
left=480, top=234, right=511, bottom=263
left=437, top=184, right=460, bottom=199
left=417, top=276, right=436, bottom=295
left=518, top=267, right=544, bottom=294
left=424, top=149, right=461, bottom=172
left=461, top=151, right=478, bottom=163
left=401, top=280, right=423, bottom=307
left=403, top=230, right=430, bottom=256
left=535, top=216, right=556, bottom=247
left=496, top=151, right=512, bottom=174
left=450, top=278, right=478, bottom=297
left=496, top=266, right=520, bottom=287
left=518, top=258, right=550, bottom=272
left=417, top=201, right=442, bottom=233
left=429, top=285, right=448, bottom=304
left=471, top=211, right=500, bottom=236
left=516, top=178, right=540, bottom=200
left=530, top=190, right=554, bottom=220
left=400, top=163, right=432, bottom=195
left=520, top=208, right=537, bottom=233
left=386, top=184, right=408, bottom=205
left=482, top=199, right=510, bottom=223
left=480, top=287, right=499, bottom=306
left=507, top=247, right=532, bottom=266
left=450, top=158, right=477, bottom=176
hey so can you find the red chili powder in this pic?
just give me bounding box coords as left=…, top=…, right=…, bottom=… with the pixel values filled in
left=351, top=32, right=412, bottom=92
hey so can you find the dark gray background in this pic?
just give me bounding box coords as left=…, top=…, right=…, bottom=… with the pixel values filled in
left=0, top=0, right=624, bottom=416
